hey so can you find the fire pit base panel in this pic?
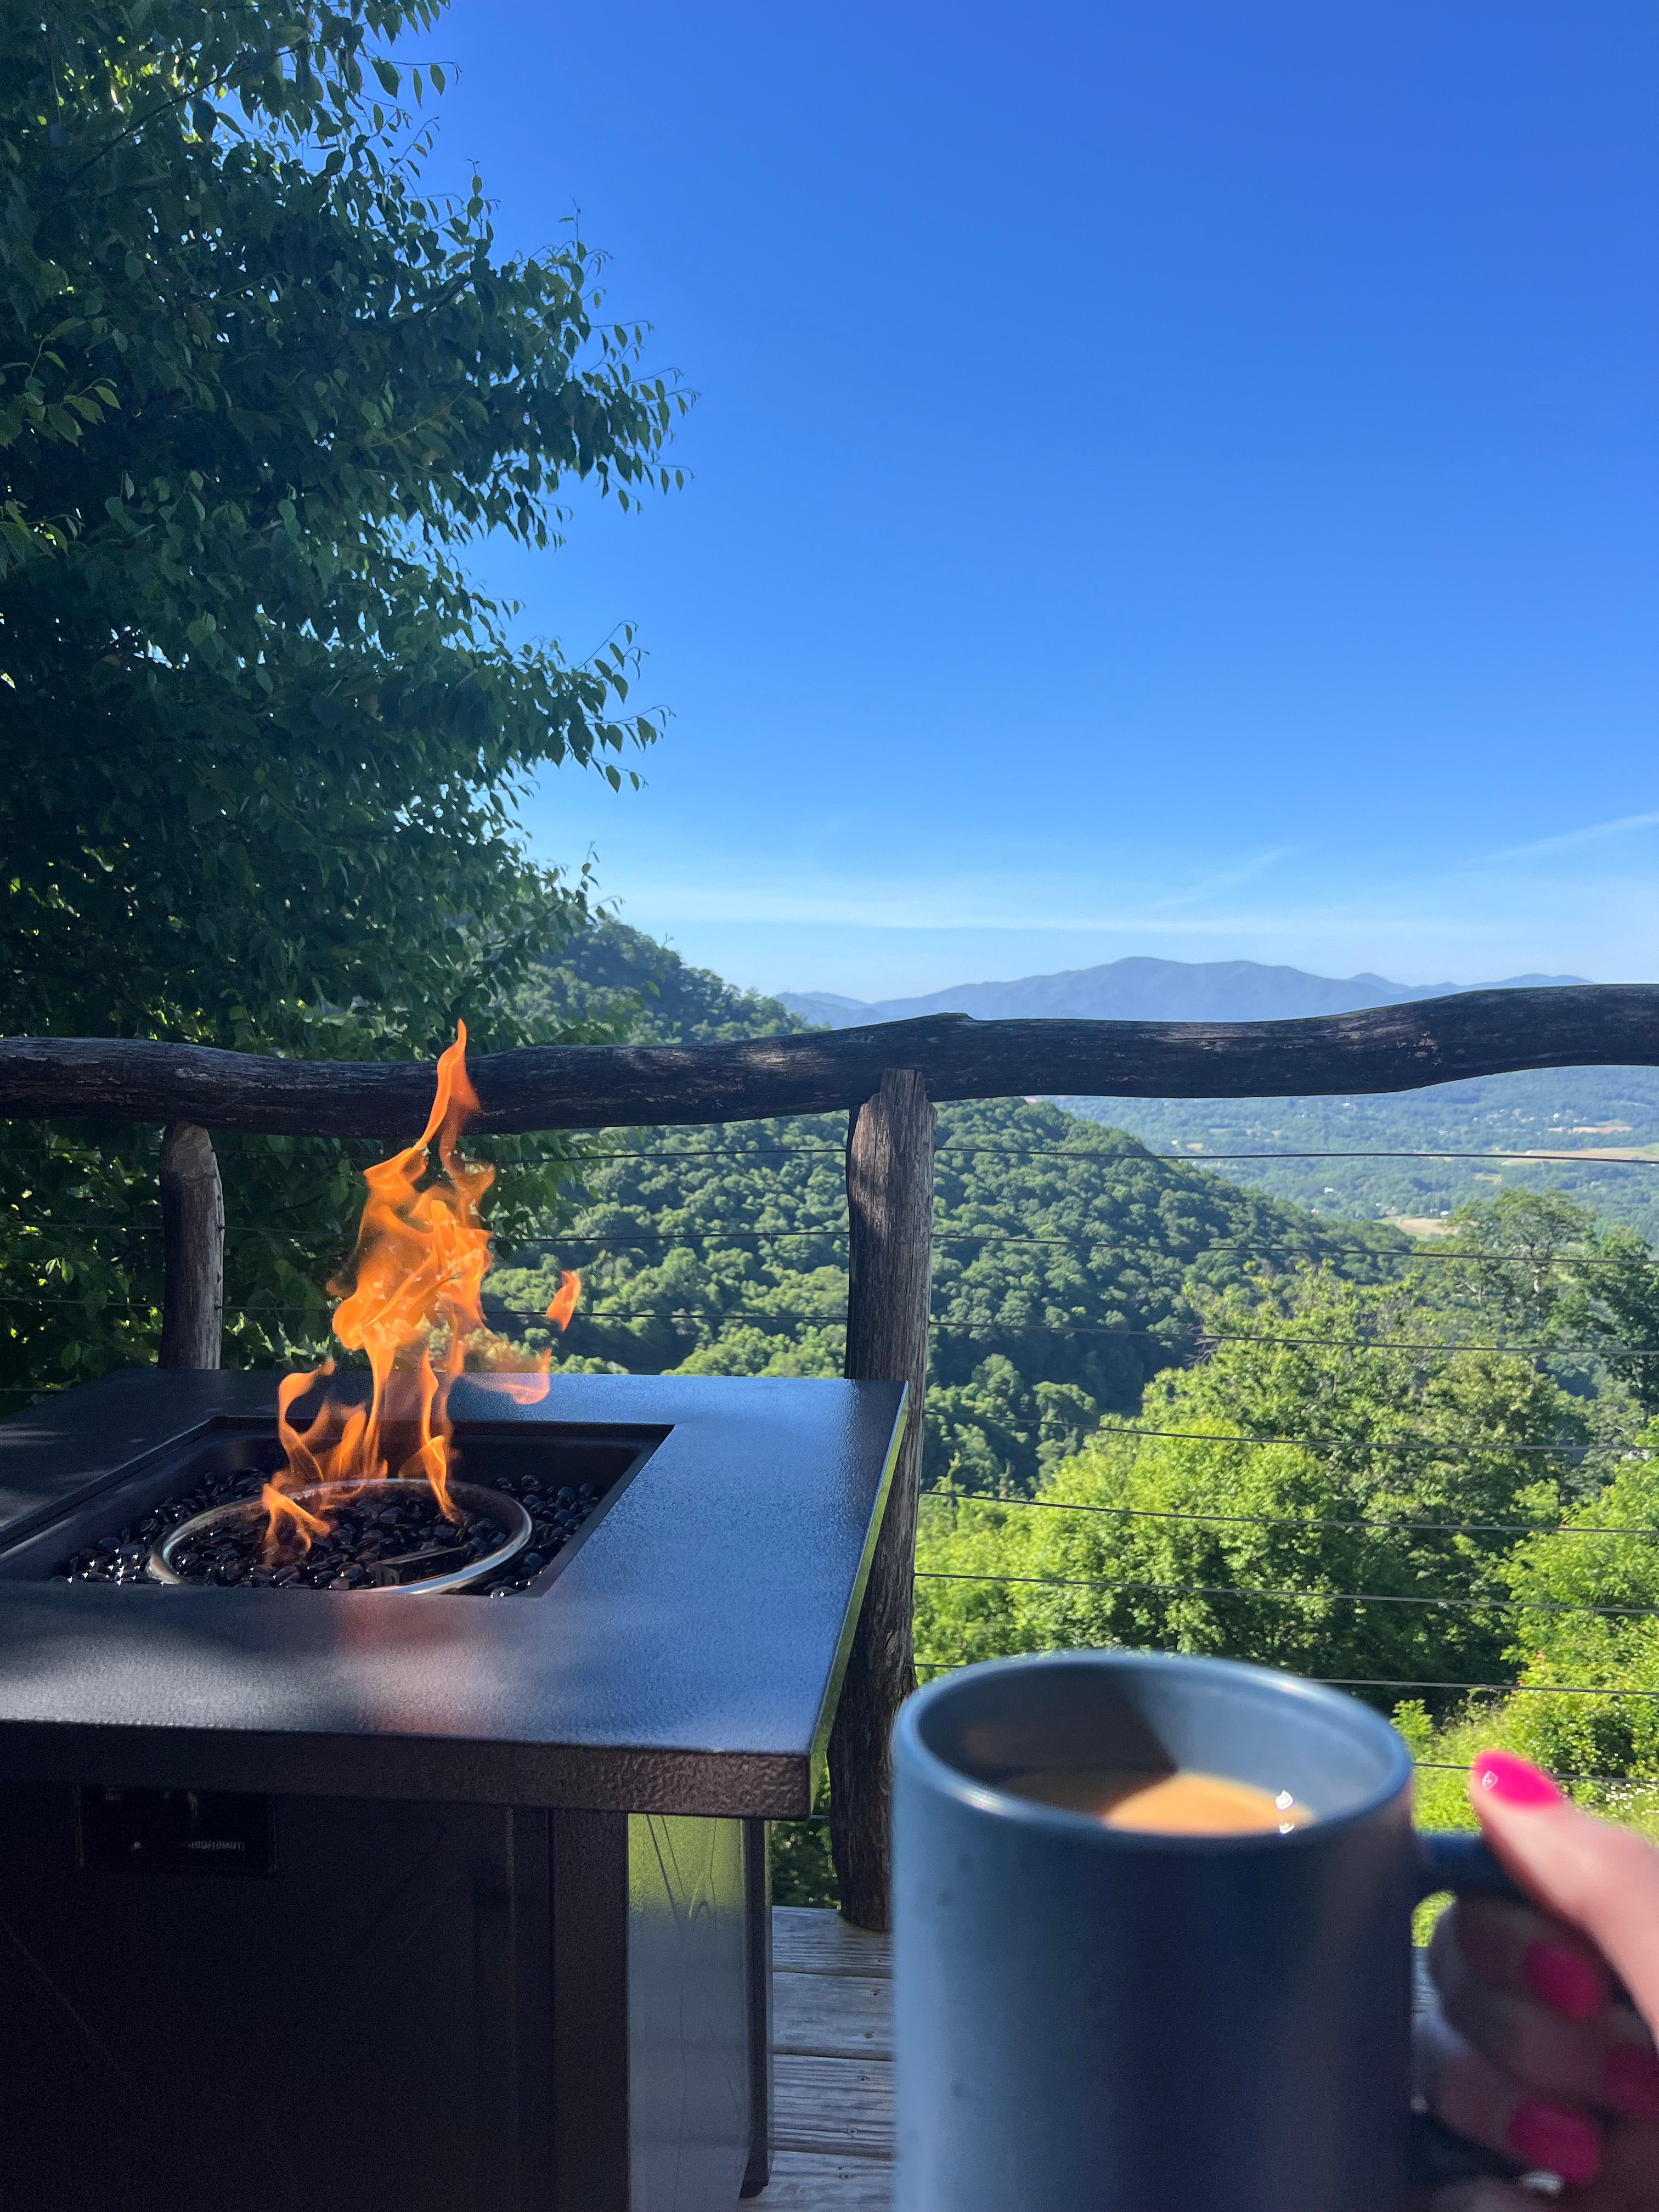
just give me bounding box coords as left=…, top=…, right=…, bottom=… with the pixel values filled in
left=0, top=1786, right=769, bottom=2212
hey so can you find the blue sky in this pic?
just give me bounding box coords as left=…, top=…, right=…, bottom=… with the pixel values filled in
left=417, top=0, right=1656, bottom=1000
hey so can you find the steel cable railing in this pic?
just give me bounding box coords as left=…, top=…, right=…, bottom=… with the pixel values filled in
left=919, top=1487, right=1658, bottom=1537
left=9, top=1215, right=1659, bottom=1273
left=914, top=1568, right=1656, bottom=1619
left=10, top=1286, right=1659, bottom=1369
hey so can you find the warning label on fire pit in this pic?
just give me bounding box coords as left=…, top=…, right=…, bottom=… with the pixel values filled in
left=76, top=1786, right=276, bottom=1877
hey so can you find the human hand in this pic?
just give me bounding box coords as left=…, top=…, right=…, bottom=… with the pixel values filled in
left=1414, top=1750, right=1659, bottom=2209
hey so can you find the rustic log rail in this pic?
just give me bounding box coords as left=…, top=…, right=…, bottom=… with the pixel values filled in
left=3, top=985, right=1658, bottom=1135
left=5, top=982, right=1658, bottom=1929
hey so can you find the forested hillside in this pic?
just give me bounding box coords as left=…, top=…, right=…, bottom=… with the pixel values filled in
left=490, top=1098, right=1409, bottom=1493
left=516, top=917, right=810, bottom=1045
left=490, top=924, right=1410, bottom=1493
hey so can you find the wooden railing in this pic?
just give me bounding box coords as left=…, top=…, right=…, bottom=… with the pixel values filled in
left=4, top=983, right=1657, bottom=1927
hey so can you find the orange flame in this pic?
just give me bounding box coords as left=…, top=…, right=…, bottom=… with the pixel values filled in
left=262, top=1025, right=566, bottom=1558
left=259, top=1483, right=330, bottom=1561
left=546, top=1270, right=582, bottom=1331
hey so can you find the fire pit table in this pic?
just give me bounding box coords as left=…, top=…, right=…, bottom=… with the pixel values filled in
left=0, top=1366, right=904, bottom=2212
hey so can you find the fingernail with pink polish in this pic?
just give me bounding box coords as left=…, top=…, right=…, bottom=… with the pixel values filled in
left=1604, top=2044, right=1659, bottom=2121
left=1509, top=2100, right=1600, bottom=2187
left=1523, top=1943, right=1602, bottom=2023
left=1472, top=1749, right=1562, bottom=1809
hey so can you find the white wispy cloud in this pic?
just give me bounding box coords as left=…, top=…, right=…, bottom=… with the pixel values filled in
left=1145, top=847, right=1295, bottom=912
left=1487, top=810, right=1659, bottom=864
left=533, top=774, right=1659, bottom=994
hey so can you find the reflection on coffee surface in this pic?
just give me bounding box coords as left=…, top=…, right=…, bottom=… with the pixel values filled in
left=1000, top=1765, right=1313, bottom=1834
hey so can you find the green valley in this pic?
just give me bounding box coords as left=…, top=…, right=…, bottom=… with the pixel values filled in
left=1068, top=1073, right=1659, bottom=1238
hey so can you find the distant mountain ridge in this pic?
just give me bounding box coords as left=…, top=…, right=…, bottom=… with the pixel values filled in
left=778, top=957, right=1587, bottom=1029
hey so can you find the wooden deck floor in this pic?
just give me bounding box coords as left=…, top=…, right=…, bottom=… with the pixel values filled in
left=744, top=1917, right=1479, bottom=2209
left=751, top=1907, right=894, bottom=2210
left=745, top=1917, right=1451, bottom=2209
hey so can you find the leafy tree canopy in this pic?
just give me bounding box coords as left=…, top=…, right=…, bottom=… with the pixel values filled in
left=1486, top=1446, right=1659, bottom=1784
left=1431, top=1188, right=1659, bottom=1413
left=3, top=0, right=687, bottom=1050
left=914, top=1271, right=1592, bottom=1705
left=0, top=2, right=689, bottom=1397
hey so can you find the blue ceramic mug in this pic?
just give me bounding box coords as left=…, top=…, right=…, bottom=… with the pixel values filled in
left=893, top=1650, right=1522, bottom=2212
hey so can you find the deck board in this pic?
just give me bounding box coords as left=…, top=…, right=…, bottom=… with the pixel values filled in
left=774, top=1971, right=893, bottom=2060
left=748, top=2152, right=894, bottom=2209
left=774, top=2052, right=894, bottom=2158
left=773, top=1905, right=893, bottom=1978
left=752, top=1909, right=894, bottom=2209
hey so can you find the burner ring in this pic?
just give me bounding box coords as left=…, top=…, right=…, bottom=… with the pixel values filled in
left=150, top=1480, right=533, bottom=1595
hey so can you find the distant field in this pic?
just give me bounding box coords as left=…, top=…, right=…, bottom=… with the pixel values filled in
left=1062, top=1065, right=1659, bottom=1238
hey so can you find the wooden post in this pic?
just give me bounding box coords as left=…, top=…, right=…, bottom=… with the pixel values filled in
left=830, top=1068, right=935, bottom=1931
left=158, top=1121, right=224, bottom=1370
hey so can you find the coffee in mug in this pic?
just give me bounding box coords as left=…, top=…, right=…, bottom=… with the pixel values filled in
left=1000, top=1763, right=1313, bottom=1833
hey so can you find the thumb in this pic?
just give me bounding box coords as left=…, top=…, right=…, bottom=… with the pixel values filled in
left=1469, top=1749, right=1659, bottom=2035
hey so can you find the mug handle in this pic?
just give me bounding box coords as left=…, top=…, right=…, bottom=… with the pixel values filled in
left=1405, top=1831, right=1529, bottom=2192
left=1418, top=1830, right=1525, bottom=1904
